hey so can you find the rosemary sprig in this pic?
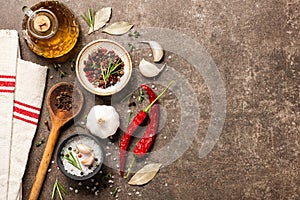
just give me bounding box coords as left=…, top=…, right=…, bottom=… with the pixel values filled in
left=81, top=8, right=95, bottom=30
left=101, top=59, right=123, bottom=85
left=111, top=69, right=123, bottom=75
left=52, top=179, right=67, bottom=200
left=112, top=187, right=119, bottom=197
left=100, top=64, right=106, bottom=85
left=64, top=151, right=82, bottom=171
left=109, top=59, right=123, bottom=73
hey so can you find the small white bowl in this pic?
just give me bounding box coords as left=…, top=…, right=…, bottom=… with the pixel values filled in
left=76, top=39, right=132, bottom=96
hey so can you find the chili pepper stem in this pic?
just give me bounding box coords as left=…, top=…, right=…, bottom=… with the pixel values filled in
left=127, top=111, right=133, bottom=126
left=143, top=80, right=175, bottom=113
left=120, top=87, right=140, bottom=103
left=124, top=156, right=136, bottom=179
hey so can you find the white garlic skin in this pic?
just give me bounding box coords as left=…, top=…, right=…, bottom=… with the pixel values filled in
left=86, top=105, right=120, bottom=139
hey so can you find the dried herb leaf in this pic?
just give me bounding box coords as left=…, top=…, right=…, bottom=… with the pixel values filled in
left=128, top=43, right=135, bottom=52
left=69, top=59, right=75, bottom=71
left=112, top=187, right=119, bottom=197
left=128, top=163, right=161, bottom=185
left=94, top=7, right=112, bottom=31
left=102, top=22, right=134, bottom=35
left=128, top=30, right=140, bottom=38
left=105, top=172, right=112, bottom=179
left=35, top=138, right=45, bottom=147
left=58, top=69, right=67, bottom=78
left=53, top=63, right=59, bottom=71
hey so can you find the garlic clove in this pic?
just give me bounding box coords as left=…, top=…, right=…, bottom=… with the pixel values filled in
left=141, top=41, right=164, bottom=62
left=76, top=144, right=93, bottom=155
left=139, top=59, right=166, bottom=78
left=81, top=152, right=95, bottom=166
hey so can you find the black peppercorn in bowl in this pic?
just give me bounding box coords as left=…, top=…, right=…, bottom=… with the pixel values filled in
left=56, top=133, right=103, bottom=181
left=76, top=39, right=132, bottom=96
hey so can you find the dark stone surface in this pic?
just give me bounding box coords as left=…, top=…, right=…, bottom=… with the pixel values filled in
left=0, top=0, right=299, bottom=199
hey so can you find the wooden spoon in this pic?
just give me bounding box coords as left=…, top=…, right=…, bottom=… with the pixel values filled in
left=29, top=82, right=84, bottom=200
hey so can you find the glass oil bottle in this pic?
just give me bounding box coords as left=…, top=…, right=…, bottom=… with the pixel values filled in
left=22, top=1, right=79, bottom=58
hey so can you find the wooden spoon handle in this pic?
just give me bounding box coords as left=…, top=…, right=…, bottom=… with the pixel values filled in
left=29, top=125, right=61, bottom=200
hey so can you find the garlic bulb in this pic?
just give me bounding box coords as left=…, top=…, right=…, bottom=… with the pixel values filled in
left=86, top=105, right=120, bottom=139
left=141, top=41, right=164, bottom=62
left=139, top=59, right=166, bottom=78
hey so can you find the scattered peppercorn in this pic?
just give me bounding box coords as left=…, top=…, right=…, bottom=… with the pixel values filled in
left=128, top=101, right=136, bottom=107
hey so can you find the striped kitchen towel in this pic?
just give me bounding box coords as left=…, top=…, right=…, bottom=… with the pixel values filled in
left=0, top=30, right=48, bottom=200
left=8, top=59, right=47, bottom=200
left=0, top=30, right=19, bottom=200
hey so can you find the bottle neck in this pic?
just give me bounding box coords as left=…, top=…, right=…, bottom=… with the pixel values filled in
left=26, top=8, right=58, bottom=39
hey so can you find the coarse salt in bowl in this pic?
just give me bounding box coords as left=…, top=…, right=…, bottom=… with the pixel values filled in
left=76, top=39, right=132, bottom=96
left=56, top=133, right=103, bottom=181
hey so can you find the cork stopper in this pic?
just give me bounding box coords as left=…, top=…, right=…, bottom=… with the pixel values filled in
left=33, top=14, right=51, bottom=32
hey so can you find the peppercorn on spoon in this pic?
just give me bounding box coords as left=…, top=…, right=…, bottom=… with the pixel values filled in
left=29, top=82, right=84, bottom=200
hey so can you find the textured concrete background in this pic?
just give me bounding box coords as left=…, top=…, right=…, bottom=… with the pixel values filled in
left=0, top=0, right=299, bottom=199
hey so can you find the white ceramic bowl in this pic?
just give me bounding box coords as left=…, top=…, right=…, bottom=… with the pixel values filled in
left=76, top=39, right=132, bottom=96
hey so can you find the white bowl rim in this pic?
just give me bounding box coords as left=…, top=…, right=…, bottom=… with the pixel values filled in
left=76, top=39, right=132, bottom=96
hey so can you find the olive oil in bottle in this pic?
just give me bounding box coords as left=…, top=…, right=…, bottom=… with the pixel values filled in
left=22, top=1, right=79, bottom=58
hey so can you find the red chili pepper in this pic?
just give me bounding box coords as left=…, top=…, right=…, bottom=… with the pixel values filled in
left=119, top=80, right=175, bottom=177
left=133, top=84, right=159, bottom=158
left=119, top=111, right=147, bottom=177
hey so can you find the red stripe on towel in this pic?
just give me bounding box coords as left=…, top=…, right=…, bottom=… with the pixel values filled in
left=0, top=75, right=16, bottom=79
left=0, top=89, right=14, bottom=93
left=13, top=115, right=38, bottom=125
left=0, top=81, right=15, bottom=87
left=14, top=100, right=40, bottom=111
left=13, top=107, right=39, bottom=119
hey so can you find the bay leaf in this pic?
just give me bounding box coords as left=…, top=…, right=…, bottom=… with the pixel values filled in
left=94, top=7, right=112, bottom=31
left=102, top=21, right=134, bottom=35
left=128, top=163, right=162, bottom=185
left=88, top=7, right=112, bottom=34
